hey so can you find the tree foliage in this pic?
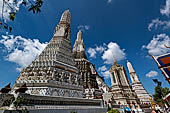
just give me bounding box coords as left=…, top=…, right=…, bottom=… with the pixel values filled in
left=9, top=12, right=16, bottom=21
left=153, top=86, right=163, bottom=104
left=70, top=110, right=77, bottom=113
left=108, top=109, right=120, bottom=113
left=0, top=0, right=43, bottom=32
left=162, top=87, right=170, bottom=97
left=153, top=86, right=170, bottom=104
left=28, top=0, right=43, bottom=14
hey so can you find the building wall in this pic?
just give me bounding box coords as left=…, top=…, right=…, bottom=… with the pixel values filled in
left=0, top=108, right=107, bottom=113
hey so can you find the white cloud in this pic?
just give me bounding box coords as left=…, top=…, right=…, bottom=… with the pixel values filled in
left=148, top=18, right=170, bottom=31
left=98, top=65, right=110, bottom=78
left=107, top=0, right=112, bottom=3
left=88, top=42, right=126, bottom=78
left=102, top=42, right=126, bottom=64
left=146, top=70, right=158, bottom=78
left=0, top=0, right=23, bottom=20
left=98, top=65, right=107, bottom=72
left=78, top=25, right=90, bottom=31
left=96, top=46, right=105, bottom=53
left=87, top=48, right=96, bottom=58
left=0, top=34, right=47, bottom=70
left=87, top=45, right=106, bottom=58
left=160, top=0, right=170, bottom=17
left=87, top=42, right=126, bottom=64
left=142, top=34, right=170, bottom=56
left=148, top=0, right=170, bottom=31
left=101, top=70, right=110, bottom=78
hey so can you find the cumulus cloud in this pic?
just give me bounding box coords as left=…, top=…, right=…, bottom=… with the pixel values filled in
left=146, top=70, right=158, bottom=78
left=98, top=65, right=107, bottom=72
left=78, top=25, right=90, bottom=31
left=102, top=42, right=126, bottom=64
left=142, top=34, right=170, bottom=56
left=148, top=18, right=170, bottom=31
left=160, top=0, right=170, bottom=17
left=87, top=45, right=106, bottom=58
left=101, top=70, right=110, bottom=78
left=88, top=42, right=126, bottom=79
left=96, top=46, right=105, bottom=53
left=87, top=42, right=126, bottom=64
left=107, top=0, right=112, bottom=3
left=0, top=34, right=47, bottom=71
left=148, top=0, right=170, bottom=31
left=87, top=48, right=96, bottom=58
left=0, top=0, right=23, bottom=20
left=98, top=66, right=110, bottom=78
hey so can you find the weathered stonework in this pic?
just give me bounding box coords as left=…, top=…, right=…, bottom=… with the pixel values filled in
left=73, top=30, right=106, bottom=99
left=0, top=93, right=104, bottom=110
left=6, top=9, right=152, bottom=112
left=13, top=9, right=83, bottom=98
left=110, top=61, right=141, bottom=110
left=73, top=30, right=98, bottom=89
left=127, top=61, right=151, bottom=112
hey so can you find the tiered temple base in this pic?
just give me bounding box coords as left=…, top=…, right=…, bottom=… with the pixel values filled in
left=19, top=93, right=102, bottom=107
left=0, top=93, right=104, bottom=108
left=14, top=80, right=83, bottom=98
left=0, top=108, right=107, bottom=113
left=0, top=93, right=107, bottom=113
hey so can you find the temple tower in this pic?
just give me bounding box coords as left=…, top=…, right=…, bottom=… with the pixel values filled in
left=73, top=30, right=98, bottom=89
left=73, top=30, right=103, bottom=98
left=110, top=61, right=141, bottom=110
left=73, top=30, right=87, bottom=59
left=13, top=9, right=83, bottom=98
left=127, top=61, right=140, bottom=83
left=127, top=61, right=151, bottom=109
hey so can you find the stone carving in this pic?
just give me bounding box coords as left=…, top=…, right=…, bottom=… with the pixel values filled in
left=127, top=61, right=151, bottom=108
left=13, top=9, right=83, bottom=98
left=110, top=61, right=141, bottom=110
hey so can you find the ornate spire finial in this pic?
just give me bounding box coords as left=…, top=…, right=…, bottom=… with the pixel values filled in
left=73, top=30, right=87, bottom=59
left=77, top=30, right=82, bottom=41
left=113, top=55, right=117, bottom=65
left=114, top=59, right=117, bottom=65
left=60, top=9, right=71, bottom=24
left=127, top=60, right=135, bottom=73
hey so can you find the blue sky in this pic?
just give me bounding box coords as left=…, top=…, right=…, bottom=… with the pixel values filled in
left=0, top=0, right=170, bottom=94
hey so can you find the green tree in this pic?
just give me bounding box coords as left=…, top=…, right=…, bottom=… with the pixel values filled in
left=162, top=87, right=170, bottom=97
left=70, top=110, right=77, bottom=113
left=0, top=0, right=43, bottom=32
left=153, top=86, right=163, bottom=104
left=153, top=86, right=170, bottom=104
left=108, top=109, right=120, bottom=113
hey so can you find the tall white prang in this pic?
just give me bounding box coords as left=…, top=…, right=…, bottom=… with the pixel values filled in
left=127, top=60, right=151, bottom=110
